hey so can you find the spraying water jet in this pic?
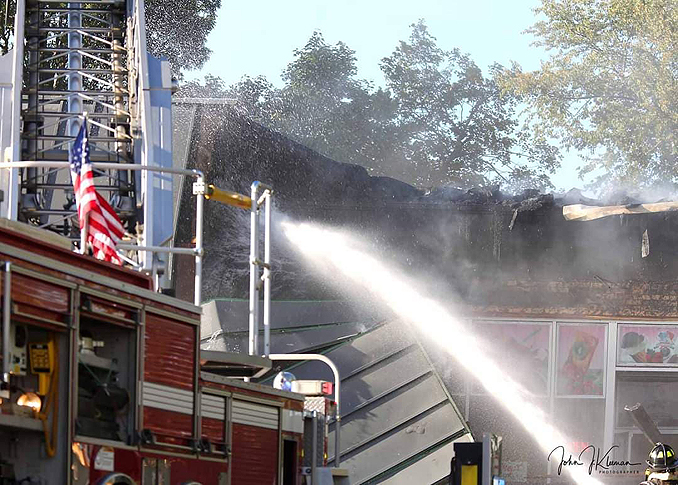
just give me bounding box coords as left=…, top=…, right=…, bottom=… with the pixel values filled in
left=281, top=220, right=605, bottom=485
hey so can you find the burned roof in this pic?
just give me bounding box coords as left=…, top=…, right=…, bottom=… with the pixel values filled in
left=173, top=102, right=678, bottom=315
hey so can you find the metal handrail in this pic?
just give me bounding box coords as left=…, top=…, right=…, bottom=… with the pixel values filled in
left=7, top=0, right=26, bottom=220
left=2, top=262, right=11, bottom=383
left=0, top=161, right=205, bottom=306
left=268, top=353, right=342, bottom=468
left=249, top=182, right=273, bottom=357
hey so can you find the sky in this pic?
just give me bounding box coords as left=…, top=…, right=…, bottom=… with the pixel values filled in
left=187, top=0, right=588, bottom=191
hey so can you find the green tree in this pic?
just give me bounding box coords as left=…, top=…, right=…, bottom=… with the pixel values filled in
left=381, top=20, right=559, bottom=188
left=502, top=0, right=677, bottom=187
left=192, top=23, right=559, bottom=190
left=145, top=0, right=221, bottom=75
left=196, top=32, right=403, bottom=178
left=179, top=73, right=231, bottom=98
left=266, top=32, right=400, bottom=174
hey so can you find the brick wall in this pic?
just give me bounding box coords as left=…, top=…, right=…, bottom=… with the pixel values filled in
left=468, top=279, right=678, bottom=319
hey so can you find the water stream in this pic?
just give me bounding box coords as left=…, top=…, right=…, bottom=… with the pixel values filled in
left=282, top=220, right=604, bottom=485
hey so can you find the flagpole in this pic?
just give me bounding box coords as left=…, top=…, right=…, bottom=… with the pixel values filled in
left=80, top=214, right=89, bottom=254
left=79, top=111, right=88, bottom=255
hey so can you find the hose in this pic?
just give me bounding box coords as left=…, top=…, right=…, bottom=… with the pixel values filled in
left=38, top=335, right=58, bottom=458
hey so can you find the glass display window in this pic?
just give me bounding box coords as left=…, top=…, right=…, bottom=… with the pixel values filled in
left=556, top=323, right=607, bottom=397
left=472, top=321, right=551, bottom=397
left=618, top=323, right=678, bottom=366
left=615, top=372, right=678, bottom=429
left=553, top=398, right=606, bottom=454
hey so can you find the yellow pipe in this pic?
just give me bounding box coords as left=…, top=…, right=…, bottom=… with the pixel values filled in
left=38, top=334, right=58, bottom=458
left=205, top=184, right=252, bottom=210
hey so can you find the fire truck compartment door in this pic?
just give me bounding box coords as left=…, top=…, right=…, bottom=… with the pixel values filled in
left=232, top=399, right=279, bottom=429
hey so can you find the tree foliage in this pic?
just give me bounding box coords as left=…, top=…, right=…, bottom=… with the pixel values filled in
left=502, top=0, right=677, bottom=187
left=381, top=20, right=558, bottom=188
left=144, top=0, right=221, bottom=75
left=183, top=22, right=560, bottom=190
left=269, top=32, right=401, bottom=174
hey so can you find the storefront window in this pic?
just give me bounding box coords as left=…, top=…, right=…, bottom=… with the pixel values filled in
left=615, top=373, right=678, bottom=428
left=618, top=324, right=678, bottom=366
left=472, top=321, right=551, bottom=397
left=553, top=398, right=606, bottom=453
left=556, top=323, right=606, bottom=397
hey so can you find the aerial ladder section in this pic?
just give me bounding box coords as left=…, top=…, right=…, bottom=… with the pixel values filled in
left=0, top=0, right=177, bottom=279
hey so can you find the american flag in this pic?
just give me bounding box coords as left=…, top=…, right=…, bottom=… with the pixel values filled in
left=69, top=119, right=124, bottom=265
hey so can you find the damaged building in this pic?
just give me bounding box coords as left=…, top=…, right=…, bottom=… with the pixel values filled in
left=172, top=100, right=678, bottom=484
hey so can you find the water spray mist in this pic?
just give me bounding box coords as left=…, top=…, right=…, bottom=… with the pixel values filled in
left=282, top=220, right=604, bottom=485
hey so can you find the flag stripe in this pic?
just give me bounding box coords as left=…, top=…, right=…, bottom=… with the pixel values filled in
left=96, top=193, right=124, bottom=239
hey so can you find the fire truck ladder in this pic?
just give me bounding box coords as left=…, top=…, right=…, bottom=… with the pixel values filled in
left=4, top=0, right=175, bottom=274
left=18, top=0, right=134, bottom=236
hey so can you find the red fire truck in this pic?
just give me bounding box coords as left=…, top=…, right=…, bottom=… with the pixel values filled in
left=0, top=0, right=341, bottom=480
left=0, top=220, right=313, bottom=484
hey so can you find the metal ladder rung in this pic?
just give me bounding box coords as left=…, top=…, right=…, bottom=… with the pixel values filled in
left=20, top=209, right=76, bottom=216
left=23, top=83, right=130, bottom=95
left=21, top=208, right=130, bottom=217
left=22, top=112, right=129, bottom=119
left=21, top=135, right=130, bottom=143
left=35, top=68, right=126, bottom=75
left=22, top=122, right=133, bottom=139
left=25, top=100, right=129, bottom=115
left=29, top=51, right=119, bottom=70
left=37, top=30, right=116, bottom=48
left=34, top=48, right=124, bottom=54
left=25, top=94, right=131, bottom=117
left=22, top=149, right=132, bottom=162
left=25, top=90, right=127, bottom=97
left=28, top=8, right=119, bottom=14
left=26, top=74, right=128, bottom=92
left=29, top=27, right=122, bottom=33
left=33, top=0, right=125, bottom=4
left=22, top=184, right=128, bottom=192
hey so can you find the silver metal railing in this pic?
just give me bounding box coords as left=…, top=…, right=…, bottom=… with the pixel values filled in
left=0, top=161, right=205, bottom=306
left=269, top=353, right=342, bottom=468
left=2, top=262, right=11, bottom=384
left=249, top=181, right=273, bottom=357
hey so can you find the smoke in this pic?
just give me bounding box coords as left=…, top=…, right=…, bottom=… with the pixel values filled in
left=282, top=219, right=604, bottom=485
left=200, top=201, right=339, bottom=301
left=598, top=182, right=678, bottom=205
